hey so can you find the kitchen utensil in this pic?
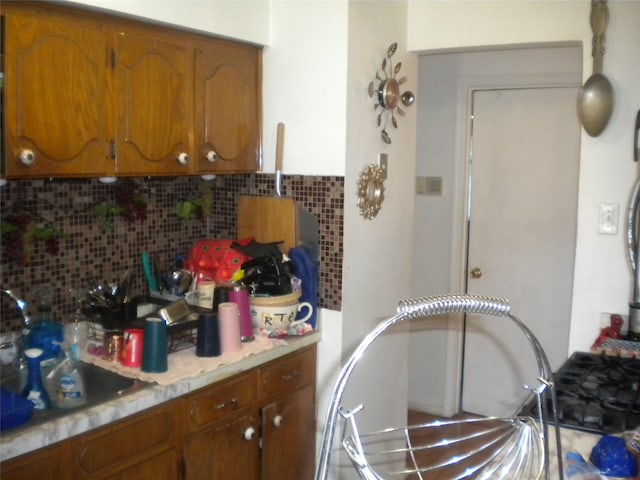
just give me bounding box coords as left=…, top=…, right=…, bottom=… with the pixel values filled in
left=157, top=299, right=192, bottom=325
left=237, top=123, right=319, bottom=260
left=141, top=252, right=159, bottom=292
left=577, top=0, right=615, bottom=137
left=315, top=294, right=564, bottom=480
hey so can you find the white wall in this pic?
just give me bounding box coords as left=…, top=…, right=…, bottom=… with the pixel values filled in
left=261, top=1, right=348, bottom=176
left=65, top=0, right=270, bottom=45
left=407, top=0, right=640, bottom=354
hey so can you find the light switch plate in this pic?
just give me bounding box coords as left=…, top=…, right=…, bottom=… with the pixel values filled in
left=598, top=203, right=619, bottom=234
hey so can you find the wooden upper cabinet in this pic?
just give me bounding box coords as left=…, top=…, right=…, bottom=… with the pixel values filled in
left=195, top=40, right=261, bottom=174
left=3, top=5, right=110, bottom=178
left=113, top=30, right=194, bottom=175
left=2, top=2, right=261, bottom=178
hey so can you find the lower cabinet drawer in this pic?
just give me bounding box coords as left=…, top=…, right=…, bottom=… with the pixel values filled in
left=184, top=370, right=256, bottom=433
left=258, top=346, right=316, bottom=400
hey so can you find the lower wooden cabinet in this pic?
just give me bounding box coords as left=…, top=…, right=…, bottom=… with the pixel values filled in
left=262, top=383, right=316, bottom=479
left=71, top=401, right=179, bottom=479
left=183, top=412, right=260, bottom=479
left=0, top=345, right=317, bottom=480
left=0, top=441, right=69, bottom=480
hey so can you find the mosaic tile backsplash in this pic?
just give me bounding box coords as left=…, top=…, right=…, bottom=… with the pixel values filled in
left=0, top=174, right=344, bottom=333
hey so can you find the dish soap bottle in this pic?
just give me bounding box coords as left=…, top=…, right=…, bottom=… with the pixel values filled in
left=22, top=348, right=51, bottom=410
left=56, top=344, right=86, bottom=408
left=26, top=286, right=63, bottom=366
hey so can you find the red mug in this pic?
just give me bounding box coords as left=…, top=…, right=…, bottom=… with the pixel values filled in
left=121, top=328, right=144, bottom=368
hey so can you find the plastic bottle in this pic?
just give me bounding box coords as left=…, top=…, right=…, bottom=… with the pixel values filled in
left=55, top=345, right=86, bottom=408
left=26, top=286, right=63, bottom=365
left=22, top=348, right=51, bottom=410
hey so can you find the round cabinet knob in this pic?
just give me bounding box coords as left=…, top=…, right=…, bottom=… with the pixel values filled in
left=470, top=268, right=483, bottom=279
left=176, top=152, right=189, bottom=165
left=206, top=150, right=218, bottom=163
left=19, top=149, right=35, bottom=166
left=243, top=427, right=256, bottom=441
left=273, top=415, right=283, bottom=428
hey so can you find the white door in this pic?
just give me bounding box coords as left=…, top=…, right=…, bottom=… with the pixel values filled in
left=461, top=87, right=580, bottom=417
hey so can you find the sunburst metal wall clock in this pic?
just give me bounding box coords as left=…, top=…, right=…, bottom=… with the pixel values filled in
left=368, top=42, right=415, bottom=144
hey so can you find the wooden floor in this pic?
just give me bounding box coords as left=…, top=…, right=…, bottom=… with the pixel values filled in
left=405, top=410, right=487, bottom=479
left=391, top=410, right=537, bottom=479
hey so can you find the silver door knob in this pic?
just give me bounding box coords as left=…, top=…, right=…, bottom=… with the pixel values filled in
left=470, top=268, right=483, bottom=279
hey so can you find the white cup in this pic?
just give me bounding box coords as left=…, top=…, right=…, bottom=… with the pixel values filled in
left=185, top=282, right=215, bottom=309
left=249, top=301, right=313, bottom=330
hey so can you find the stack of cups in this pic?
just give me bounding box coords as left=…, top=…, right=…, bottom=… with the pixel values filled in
left=218, top=302, right=241, bottom=354
left=141, top=317, right=168, bottom=373
left=196, top=312, right=220, bottom=357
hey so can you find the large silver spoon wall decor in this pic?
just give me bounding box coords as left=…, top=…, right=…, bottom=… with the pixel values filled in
left=577, top=0, right=615, bottom=137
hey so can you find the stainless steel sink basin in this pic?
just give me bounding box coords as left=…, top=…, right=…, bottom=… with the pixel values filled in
left=1, top=362, right=151, bottom=430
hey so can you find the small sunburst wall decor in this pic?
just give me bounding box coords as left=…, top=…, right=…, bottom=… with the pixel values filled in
left=368, top=42, right=415, bottom=144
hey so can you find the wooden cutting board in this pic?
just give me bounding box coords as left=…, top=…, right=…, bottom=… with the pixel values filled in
left=237, top=195, right=298, bottom=253
left=237, top=123, right=303, bottom=254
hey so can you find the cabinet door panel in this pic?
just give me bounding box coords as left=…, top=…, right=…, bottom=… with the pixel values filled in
left=72, top=402, right=178, bottom=478
left=195, top=41, right=260, bottom=173
left=0, top=442, right=70, bottom=480
left=262, top=384, right=316, bottom=480
left=183, top=412, right=260, bottom=480
left=114, top=31, right=192, bottom=175
left=4, top=6, right=110, bottom=177
left=106, top=449, right=178, bottom=480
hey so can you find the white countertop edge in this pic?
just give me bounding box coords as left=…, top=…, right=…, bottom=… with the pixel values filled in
left=0, top=331, right=322, bottom=462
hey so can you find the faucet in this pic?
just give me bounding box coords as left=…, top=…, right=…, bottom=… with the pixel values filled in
left=1, top=288, right=32, bottom=370
left=2, top=288, right=32, bottom=326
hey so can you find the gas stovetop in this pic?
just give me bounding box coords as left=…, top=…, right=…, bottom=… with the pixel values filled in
left=521, top=352, right=640, bottom=434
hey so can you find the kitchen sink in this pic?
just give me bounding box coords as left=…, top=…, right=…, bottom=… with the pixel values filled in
left=1, top=362, right=151, bottom=431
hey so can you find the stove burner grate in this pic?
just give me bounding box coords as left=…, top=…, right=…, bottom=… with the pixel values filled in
left=520, top=352, right=640, bottom=434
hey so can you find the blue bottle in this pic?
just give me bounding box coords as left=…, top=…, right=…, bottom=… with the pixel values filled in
left=26, top=287, right=63, bottom=365
left=22, top=348, right=51, bottom=410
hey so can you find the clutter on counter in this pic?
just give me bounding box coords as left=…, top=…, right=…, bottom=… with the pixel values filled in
left=83, top=334, right=285, bottom=386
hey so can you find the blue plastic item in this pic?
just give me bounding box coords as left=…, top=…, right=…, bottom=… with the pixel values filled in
left=22, top=348, right=51, bottom=410
left=289, top=246, right=319, bottom=329
left=1, top=389, right=34, bottom=431
left=590, top=435, right=638, bottom=478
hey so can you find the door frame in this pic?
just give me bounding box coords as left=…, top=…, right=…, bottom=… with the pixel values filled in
left=443, top=73, right=582, bottom=414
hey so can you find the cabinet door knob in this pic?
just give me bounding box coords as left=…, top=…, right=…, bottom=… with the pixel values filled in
left=470, top=267, right=483, bottom=279
left=177, top=152, right=190, bottom=165
left=273, top=415, right=283, bottom=428
left=206, top=150, right=218, bottom=163
left=19, top=149, right=35, bottom=166
left=243, top=427, right=256, bottom=441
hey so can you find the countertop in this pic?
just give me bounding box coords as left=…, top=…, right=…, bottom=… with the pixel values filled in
left=0, top=330, right=321, bottom=462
